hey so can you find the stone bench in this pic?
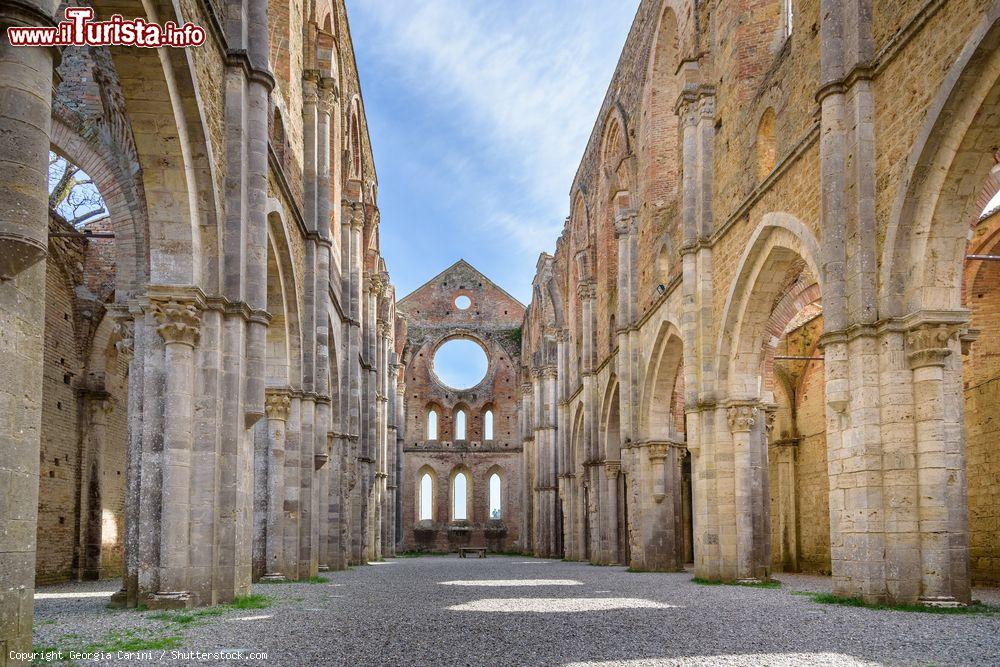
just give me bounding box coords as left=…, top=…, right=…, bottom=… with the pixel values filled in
left=459, top=547, right=487, bottom=559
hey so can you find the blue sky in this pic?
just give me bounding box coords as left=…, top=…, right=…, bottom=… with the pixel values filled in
left=346, top=0, right=639, bottom=303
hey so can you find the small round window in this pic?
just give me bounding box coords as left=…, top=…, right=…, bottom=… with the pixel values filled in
left=455, top=295, right=471, bottom=310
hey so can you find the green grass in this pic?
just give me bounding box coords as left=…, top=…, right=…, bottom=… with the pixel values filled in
left=692, top=577, right=781, bottom=589
left=32, top=628, right=181, bottom=663
left=225, top=593, right=272, bottom=610
left=87, top=628, right=182, bottom=652
left=257, top=575, right=329, bottom=584
left=800, top=591, right=1000, bottom=615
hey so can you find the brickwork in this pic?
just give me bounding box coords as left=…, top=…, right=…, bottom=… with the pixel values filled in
left=397, top=261, right=525, bottom=552
left=518, top=0, right=1000, bottom=606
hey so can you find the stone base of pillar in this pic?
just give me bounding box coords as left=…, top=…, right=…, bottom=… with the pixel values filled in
left=919, top=596, right=963, bottom=608
left=108, top=589, right=128, bottom=609
left=318, top=565, right=330, bottom=572
left=261, top=573, right=287, bottom=582
left=736, top=578, right=762, bottom=585
left=147, top=591, right=193, bottom=610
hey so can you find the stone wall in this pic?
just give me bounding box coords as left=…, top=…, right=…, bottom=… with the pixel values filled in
left=397, top=260, right=525, bottom=552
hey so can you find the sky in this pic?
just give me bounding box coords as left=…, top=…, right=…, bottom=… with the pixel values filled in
left=345, top=0, right=640, bottom=304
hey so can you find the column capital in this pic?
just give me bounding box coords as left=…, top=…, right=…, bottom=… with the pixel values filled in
left=613, top=211, right=637, bottom=238
left=520, top=382, right=533, bottom=395
left=109, top=307, right=135, bottom=364
left=264, top=389, right=291, bottom=421
left=366, top=272, right=387, bottom=297
left=151, top=298, right=201, bottom=347
left=605, top=460, right=622, bottom=477
left=577, top=280, right=596, bottom=300
left=726, top=403, right=758, bottom=433
left=541, top=365, right=558, bottom=380
left=906, top=323, right=959, bottom=370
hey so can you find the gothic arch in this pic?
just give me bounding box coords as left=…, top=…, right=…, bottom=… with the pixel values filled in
left=89, top=0, right=222, bottom=289
left=881, top=3, right=1000, bottom=316
left=639, top=320, right=685, bottom=440
left=716, top=213, right=823, bottom=399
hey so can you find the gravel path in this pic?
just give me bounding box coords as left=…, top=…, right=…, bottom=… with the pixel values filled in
left=31, top=557, right=1000, bottom=666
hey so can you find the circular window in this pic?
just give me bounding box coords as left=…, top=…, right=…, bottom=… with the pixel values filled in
left=455, top=295, right=472, bottom=310
left=432, top=338, right=488, bottom=389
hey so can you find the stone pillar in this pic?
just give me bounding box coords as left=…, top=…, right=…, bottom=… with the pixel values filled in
left=80, top=393, right=113, bottom=580
left=772, top=434, right=800, bottom=573
left=150, top=299, right=202, bottom=609
left=907, top=323, right=969, bottom=606
left=262, top=390, right=290, bottom=581
left=604, top=460, right=621, bottom=564
left=299, top=395, right=317, bottom=578
left=642, top=441, right=686, bottom=571
left=727, top=403, right=758, bottom=582
left=283, top=393, right=302, bottom=579
left=0, top=0, right=57, bottom=658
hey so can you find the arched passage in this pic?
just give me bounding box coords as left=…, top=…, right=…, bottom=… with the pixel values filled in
left=709, top=214, right=824, bottom=583
left=872, top=5, right=1000, bottom=604
left=636, top=322, right=688, bottom=571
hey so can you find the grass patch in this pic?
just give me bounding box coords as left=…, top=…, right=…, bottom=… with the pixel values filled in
left=691, top=577, right=781, bottom=589
left=256, top=575, right=329, bottom=584
left=33, top=628, right=181, bottom=663
left=801, top=591, right=999, bottom=615
left=87, top=628, right=182, bottom=653
left=225, top=594, right=272, bottom=610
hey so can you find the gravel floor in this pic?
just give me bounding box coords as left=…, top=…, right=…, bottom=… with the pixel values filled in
left=31, top=557, right=1000, bottom=666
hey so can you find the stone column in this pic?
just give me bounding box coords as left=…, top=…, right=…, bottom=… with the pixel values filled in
left=283, top=393, right=302, bottom=580
left=772, top=435, right=800, bottom=573
left=604, top=460, right=621, bottom=564
left=262, top=390, right=290, bottom=581
left=727, top=403, right=758, bottom=582
left=80, top=393, right=113, bottom=580
left=643, top=441, right=686, bottom=571
left=0, top=0, right=58, bottom=656
left=907, top=323, right=968, bottom=606
left=151, top=299, right=202, bottom=609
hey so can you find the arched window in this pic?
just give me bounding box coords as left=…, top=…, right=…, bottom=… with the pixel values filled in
left=455, top=409, right=466, bottom=440
left=453, top=472, right=468, bottom=520
left=484, top=409, right=494, bottom=440
left=419, top=473, right=433, bottom=521
left=489, top=473, right=502, bottom=518
left=427, top=409, right=438, bottom=440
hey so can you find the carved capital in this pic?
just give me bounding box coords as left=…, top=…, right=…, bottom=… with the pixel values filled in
left=152, top=299, right=201, bottom=347
left=647, top=443, right=670, bottom=461
left=111, top=313, right=135, bottom=363
left=727, top=404, right=758, bottom=433
left=541, top=366, right=558, bottom=379
left=605, top=460, right=622, bottom=478
left=906, top=323, right=958, bottom=369
left=577, top=280, right=596, bottom=301
left=264, top=389, right=291, bottom=421
left=764, top=407, right=777, bottom=437
left=366, top=272, right=386, bottom=297
left=613, top=212, right=636, bottom=239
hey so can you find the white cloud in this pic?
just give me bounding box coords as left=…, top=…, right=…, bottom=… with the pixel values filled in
left=351, top=0, right=636, bottom=252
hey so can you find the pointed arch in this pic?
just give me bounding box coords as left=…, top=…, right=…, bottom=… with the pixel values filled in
left=716, top=213, right=823, bottom=400
left=640, top=320, right=685, bottom=440
left=881, top=5, right=1000, bottom=316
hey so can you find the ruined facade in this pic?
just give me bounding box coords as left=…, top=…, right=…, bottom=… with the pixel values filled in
left=397, top=261, right=525, bottom=553
left=0, top=0, right=399, bottom=659
left=519, top=0, right=1000, bottom=606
